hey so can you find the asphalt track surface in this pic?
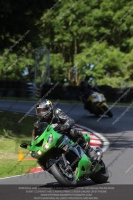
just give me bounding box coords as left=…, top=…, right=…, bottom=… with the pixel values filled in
left=0, top=100, right=133, bottom=200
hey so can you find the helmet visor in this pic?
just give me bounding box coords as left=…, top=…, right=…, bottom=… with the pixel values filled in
left=36, top=108, right=48, bottom=115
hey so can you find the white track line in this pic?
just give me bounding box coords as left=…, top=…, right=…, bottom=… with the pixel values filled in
left=90, top=140, right=101, bottom=144
left=0, top=170, right=44, bottom=180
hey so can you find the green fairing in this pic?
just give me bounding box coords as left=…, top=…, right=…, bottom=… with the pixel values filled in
left=29, top=125, right=62, bottom=159
left=83, top=133, right=90, bottom=143
left=29, top=124, right=101, bottom=180
left=76, top=154, right=92, bottom=180
left=75, top=155, right=101, bottom=180
left=75, top=133, right=101, bottom=179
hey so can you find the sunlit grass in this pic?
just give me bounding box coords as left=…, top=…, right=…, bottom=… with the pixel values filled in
left=0, top=112, right=38, bottom=178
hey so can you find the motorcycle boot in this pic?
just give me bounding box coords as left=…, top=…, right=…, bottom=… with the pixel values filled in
left=70, top=129, right=98, bottom=161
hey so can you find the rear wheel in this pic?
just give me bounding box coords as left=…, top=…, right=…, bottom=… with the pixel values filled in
left=49, top=163, right=77, bottom=186
left=90, top=160, right=109, bottom=184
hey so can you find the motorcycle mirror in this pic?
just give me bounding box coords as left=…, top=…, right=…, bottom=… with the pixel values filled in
left=20, top=143, right=28, bottom=149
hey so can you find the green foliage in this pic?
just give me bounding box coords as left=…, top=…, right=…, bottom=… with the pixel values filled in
left=0, top=0, right=133, bottom=87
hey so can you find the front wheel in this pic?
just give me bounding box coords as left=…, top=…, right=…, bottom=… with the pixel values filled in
left=90, top=160, right=109, bottom=184
left=102, top=105, right=113, bottom=118
left=49, top=163, right=77, bottom=186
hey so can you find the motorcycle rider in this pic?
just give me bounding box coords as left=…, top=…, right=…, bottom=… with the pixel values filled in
left=32, top=99, right=98, bottom=161
left=79, top=76, right=102, bottom=111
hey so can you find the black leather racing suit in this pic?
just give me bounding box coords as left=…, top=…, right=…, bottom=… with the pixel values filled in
left=32, top=108, right=86, bottom=147
left=32, top=108, right=98, bottom=161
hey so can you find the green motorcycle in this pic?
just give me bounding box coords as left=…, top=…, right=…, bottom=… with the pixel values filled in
left=20, top=120, right=109, bottom=186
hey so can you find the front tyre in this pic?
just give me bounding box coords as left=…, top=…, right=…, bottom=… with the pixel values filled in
left=90, top=160, right=109, bottom=184
left=102, top=105, right=113, bottom=118
left=49, top=163, right=77, bottom=186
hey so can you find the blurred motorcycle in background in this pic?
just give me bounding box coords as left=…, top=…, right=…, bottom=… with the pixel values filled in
left=80, top=91, right=113, bottom=118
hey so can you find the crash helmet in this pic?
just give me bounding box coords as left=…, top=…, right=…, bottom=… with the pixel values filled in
left=36, top=99, right=53, bottom=120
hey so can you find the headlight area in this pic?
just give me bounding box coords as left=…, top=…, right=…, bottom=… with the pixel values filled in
left=47, top=134, right=53, bottom=143
left=30, top=150, right=43, bottom=156
left=30, top=151, right=37, bottom=157
left=43, top=134, right=53, bottom=150
left=43, top=143, right=50, bottom=150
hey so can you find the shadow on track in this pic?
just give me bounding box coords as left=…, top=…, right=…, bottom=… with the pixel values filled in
left=38, top=179, right=110, bottom=189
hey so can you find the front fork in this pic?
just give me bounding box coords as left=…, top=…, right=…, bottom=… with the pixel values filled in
left=89, top=147, right=103, bottom=176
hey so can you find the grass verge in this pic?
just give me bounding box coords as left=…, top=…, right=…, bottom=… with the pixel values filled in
left=0, top=112, right=38, bottom=178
